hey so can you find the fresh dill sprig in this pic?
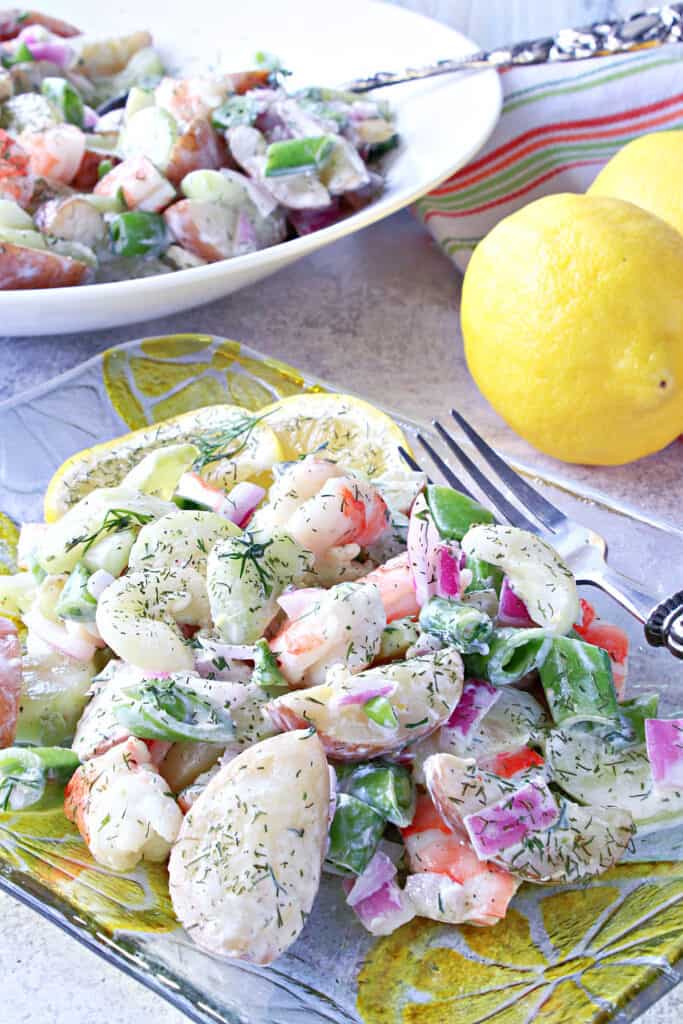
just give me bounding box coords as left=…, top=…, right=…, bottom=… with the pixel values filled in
left=192, top=412, right=271, bottom=471
left=219, top=534, right=276, bottom=597
left=66, top=508, right=156, bottom=553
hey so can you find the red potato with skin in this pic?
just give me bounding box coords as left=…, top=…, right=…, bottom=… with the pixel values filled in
left=0, top=617, right=21, bottom=748
left=0, top=241, right=89, bottom=289
left=34, top=195, right=104, bottom=246
left=165, top=118, right=229, bottom=187
left=0, top=9, right=81, bottom=41
left=164, top=198, right=235, bottom=262
left=267, top=648, right=464, bottom=760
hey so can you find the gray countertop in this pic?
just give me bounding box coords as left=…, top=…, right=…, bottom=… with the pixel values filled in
left=2, top=0, right=682, bottom=1020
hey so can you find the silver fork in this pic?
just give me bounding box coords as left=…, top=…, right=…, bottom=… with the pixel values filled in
left=401, top=409, right=683, bottom=660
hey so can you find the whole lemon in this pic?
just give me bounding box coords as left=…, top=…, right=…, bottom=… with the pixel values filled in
left=461, top=193, right=683, bottom=465
left=588, top=130, right=683, bottom=236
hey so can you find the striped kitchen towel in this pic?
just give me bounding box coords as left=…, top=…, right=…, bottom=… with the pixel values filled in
left=415, top=43, right=683, bottom=271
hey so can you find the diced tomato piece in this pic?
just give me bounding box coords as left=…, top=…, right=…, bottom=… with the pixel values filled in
left=575, top=597, right=596, bottom=633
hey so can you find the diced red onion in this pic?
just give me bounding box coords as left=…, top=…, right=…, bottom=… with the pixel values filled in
left=288, top=200, right=344, bottom=236
left=16, top=27, right=74, bottom=66
left=234, top=210, right=258, bottom=251
left=221, top=169, right=280, bottom=219
left=83, top=104, right=98, bottom=130
left=645, top=718, right=683, bottom=791
left=333, top=681, right=396, bottom=708
left=24, top=609, right=96, bottom=662
left=349, top=878, right=414, bottom=935
left=196, top=637, right=257, bottom=662
left=407, top=493, right=464, bottom=606
left=497, top=577, right=536, bottom=628
left=445, top=679, right=500, bottom=737
left=224, top=481, right=266, bottom=527
left=464, top=779, right=559, bottom=859
left=86, top=569, right=115, bottom=600
left=435, top=544, right=462, bottom=599
left=346, top=850, right=396, bottom=907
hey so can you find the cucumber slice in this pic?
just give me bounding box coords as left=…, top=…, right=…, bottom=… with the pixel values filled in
left=125, top=86, right=154, bottom=122
left=0, top=199, right=34, bottom=231
left=181, top=169, right=244, bottom=206
left=41, top=77, right=84, bottom=128
left=121, top=106, right=178, bottom=173
left=0, top=228, right=46, bottom=251
left=264, top=136, right=334, bottom=178
left=0, top=748, right=45, bottom=811
left=55, top=562, right=97, bottom=622
left=82, top=528, right=136, bottom=576
left=16, top=650, right=94, bottom=746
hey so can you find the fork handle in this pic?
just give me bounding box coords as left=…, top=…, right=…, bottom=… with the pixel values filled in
left=583, top=565, right=683, bottom=660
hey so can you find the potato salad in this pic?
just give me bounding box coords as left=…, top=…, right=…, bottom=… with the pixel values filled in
left=1, top=392, right=681, bottom=965
left=0, top=12, right=397, bottom=288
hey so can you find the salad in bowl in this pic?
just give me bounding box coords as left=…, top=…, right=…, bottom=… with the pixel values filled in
left=0, top=11, right=397, bottom=288
left=1, top=391, right=681, bottom=965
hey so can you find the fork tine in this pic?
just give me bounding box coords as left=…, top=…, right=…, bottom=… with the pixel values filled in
left=450, top=409, right=567, bottom=532
left=414, top=433, right=476, bottom=499
left=432, top=420, right=539, bottom=532
left=398, top=445, right=423, bottom=473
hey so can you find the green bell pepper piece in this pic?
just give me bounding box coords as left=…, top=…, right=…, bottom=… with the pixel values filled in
left=114, top=678, right=235, bottom=743
left=55, top=561, right=97, bottom=622
left=41, top=76, right=84, bottom=127
left=465, top=626, right=553, bottom=686
left=0, top=746, right=80, bottom=812
left=109, top=211, right=168, bottom=257
left=211, top=95, right=258, bottom=132
left=335, top=761, right=415, bottom=828
left=420, top=596, right=493, bottom=655
left=264, top=135, right=333, bottom=178
left=425, top=484, right=495, bottom=542
left=252, top=638, right=288, bottom=695
left=539, top=636, right=619, bottom=727
left=325, top=793, right=386, bottom=875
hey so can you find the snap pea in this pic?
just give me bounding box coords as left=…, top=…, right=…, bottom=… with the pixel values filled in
left=363, top=695, right=398, bottom=729
left=464, top=626, right=553, bottom=686
left=251, top=638, right=288, bottom=695
left=426, top=484, right=495, bottom=542
left=109, top=211, right=168, bottom=258
left=55, top=561, right=97, bottom=622
left=420, top=596, right=493, bottom=655
left=619, top=693, right=659, bottom=743
left=41, top=76, right=84, bottom=127
left=211, top=95, right=258, bottom=132
left=0, top=746, right=80, bottom=812
left=465, top=556, right=504, bottom=595
left=539, top=636, right=619, bottom=727
left=3, top=41, right=34, bottom=66
left=264, top=135, right=334, bottom=178
left=114, top=678, right=235, bottom=743
left=335, top=760, right=415, bottom=827
left=325, top=793, right=386, bottom=875
left=97, top=158, right=113, bottom=180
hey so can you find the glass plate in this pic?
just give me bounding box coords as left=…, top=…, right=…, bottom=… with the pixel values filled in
left=0, top=334, right=682, bottom=1024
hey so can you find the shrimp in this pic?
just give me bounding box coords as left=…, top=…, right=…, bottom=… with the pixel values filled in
left=94, top=156, right=175, bottom=213
left=155, top=76, right=230, bottom=127
left=357, top=552, right=419, bottom=623
left=128, top=509, right=240, bottom=575
left=64, top=737, right=183, bottom=872
left=20, top=124, right=86, bottom=185
left=0, top=130, right=34, bottom=207
left=253, top=454, right=389, bottom=563
left=270, top=580, right=386, bottom=686
left=72, top=660, right=145, bottom=761
left=401, top=793, right=519, bottom=926
left=206, top=531, right=313, bottom=645
left=0, top=617, right=22, bottom=748
left=96, top=567, right=210, bottom=672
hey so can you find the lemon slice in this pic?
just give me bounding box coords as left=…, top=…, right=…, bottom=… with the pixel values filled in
left=257, top=393, right=411, bottom=478
left=44, top=405, right=283, bottom=522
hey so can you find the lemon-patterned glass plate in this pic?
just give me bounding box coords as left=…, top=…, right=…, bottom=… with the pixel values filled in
left=0, top=334, right=682, bottom=1024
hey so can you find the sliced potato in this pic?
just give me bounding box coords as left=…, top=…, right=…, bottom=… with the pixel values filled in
left=165, top=119, right=228, bottom=187
left=267, top=648, right=463, bottom=760
left=169, top=729, right=329, bottom=964
left=462, top=524, right=579, bottom=635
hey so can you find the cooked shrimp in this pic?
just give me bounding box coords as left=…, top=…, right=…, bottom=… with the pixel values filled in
left=64, top=737, right=183, bottom=872
left=155, top=76, right=230, bottom=127
left=357, top=552, right=419, bottom=623
left=0, top=130, right=34, bottom=207
left=253, top=454, right=389, bottom=560
left=20, top=124, right=85, bottom=185
left=270, top=580, right=386, bottom=686
left=0, top=617, right=22, bottom=748
left=401, top=793, right=518, bottom=925
left=71, top=660, right=145, bottom=761
left=207, top=531, right=313, bottom=645
left=96, top=567, right=210, bottom=672
left=94, top=156, right=175, bottom=213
